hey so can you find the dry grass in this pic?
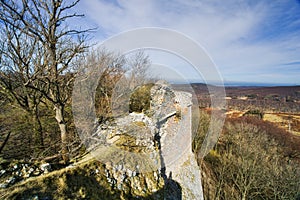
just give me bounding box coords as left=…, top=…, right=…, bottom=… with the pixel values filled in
left=264, top=113, right=300, bottom=135
left=263, top=113, right=284, bottom=123
left=133, top=121, right=146, bottom=127
left=225, top=110, right=244, bottom=118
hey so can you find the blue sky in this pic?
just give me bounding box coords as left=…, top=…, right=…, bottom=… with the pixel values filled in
left=75, top=0, right=300, bottom=85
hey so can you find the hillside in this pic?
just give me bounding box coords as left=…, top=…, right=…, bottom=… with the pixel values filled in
left=1, top=82, right=203, bottom=200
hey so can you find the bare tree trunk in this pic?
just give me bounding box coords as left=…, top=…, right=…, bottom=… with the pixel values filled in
left=0, top=132, right=11, bottom=154
left=55, top=104, right=69, bottom=164
left=32, top=106, right=44, bottom=151
left=242, top=192, right=247, bottom=200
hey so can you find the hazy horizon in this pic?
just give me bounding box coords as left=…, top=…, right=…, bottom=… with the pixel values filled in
left=170, top=80, right=300, bottom=87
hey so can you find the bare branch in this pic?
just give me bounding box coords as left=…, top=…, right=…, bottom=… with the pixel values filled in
left=58, top=0, right=81, bottom=14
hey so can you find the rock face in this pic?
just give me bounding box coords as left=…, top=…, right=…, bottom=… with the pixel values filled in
left=89, top=81, right=204, bottom=199
left=151, top=82, right=204, bottom=200
left=150, top=82, right=190, bottom=166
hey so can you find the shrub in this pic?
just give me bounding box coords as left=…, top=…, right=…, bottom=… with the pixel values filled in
left=129, top=83, right=154, bottom=113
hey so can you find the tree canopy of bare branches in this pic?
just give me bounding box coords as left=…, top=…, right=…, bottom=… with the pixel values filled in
left=0, top=0, right=92, bottom=163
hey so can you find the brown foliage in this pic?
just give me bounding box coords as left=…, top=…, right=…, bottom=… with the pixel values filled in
left=226, top=116, right=300, bottom=160
left=194, top=109, right=300, bottom=199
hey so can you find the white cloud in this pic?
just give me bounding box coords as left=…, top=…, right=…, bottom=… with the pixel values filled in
left=78, top=0, right=300, bottom=84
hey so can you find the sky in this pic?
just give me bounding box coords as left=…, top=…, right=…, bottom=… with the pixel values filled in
left=75, top=0, right=300, bottom=85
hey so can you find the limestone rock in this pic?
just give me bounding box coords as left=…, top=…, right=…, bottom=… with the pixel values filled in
left=40, top=163, right=51, bottom=174
left=87, top=81, right=204, bottom=199
left=0, top=169, right=6, bottom=177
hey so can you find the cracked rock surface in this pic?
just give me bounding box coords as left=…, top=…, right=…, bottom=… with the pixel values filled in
left=89, top=81, right=203, bottom=199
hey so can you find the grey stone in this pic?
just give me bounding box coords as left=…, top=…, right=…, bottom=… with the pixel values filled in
left=40, top=163, right=51, bottom=173
left=0, top=169, right=6, bottom=177
left=0, top=183, right=8, bottom=188
left=6, top=176, right=17, bottom=185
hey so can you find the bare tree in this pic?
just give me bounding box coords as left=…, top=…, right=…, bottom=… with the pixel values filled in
left=127, top=51, right=151, bottom=90
left=0, top=19, right=44, bottom=151
left=206, top=121, right=300, bottom=200
left=94, top=50, right=126, bottom=122
left=111, top=51, right=152, bottom=116
left=72, top=48, right=126, bottom=148
left=0, top=0, right=91, bottom=163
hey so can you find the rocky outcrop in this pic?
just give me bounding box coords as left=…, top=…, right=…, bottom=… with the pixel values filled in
left=153, top=83, right=204, bottom=200
left=88, top=81, right=203, bottom=199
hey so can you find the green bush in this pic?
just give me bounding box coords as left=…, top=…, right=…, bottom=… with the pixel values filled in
left=129, top=83, right=154, bottom=113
